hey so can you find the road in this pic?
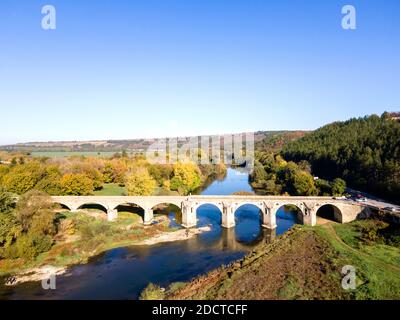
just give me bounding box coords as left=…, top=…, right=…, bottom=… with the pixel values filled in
left=346, top=187, right=400, bottom=213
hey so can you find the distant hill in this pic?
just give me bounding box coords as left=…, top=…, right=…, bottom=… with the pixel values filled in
left=282, top=113, right=400, bottom=200
left=0, top=131, right=304, bottom=153
left=255, top=131, right=308, bottom=153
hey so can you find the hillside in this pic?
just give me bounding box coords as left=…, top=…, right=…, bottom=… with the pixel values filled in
left=281, top=113, right=400, bottom=200
left=0, top=131, right=303, bottom=153
left=141, top=219, right=400, bottom=300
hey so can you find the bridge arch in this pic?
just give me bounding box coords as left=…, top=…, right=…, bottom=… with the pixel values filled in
left=193, top=202, right=223, bottom=214
left=275, top=203, right=304, bottom=224
left=113, top=202, right=146, bottom=223
left=316, top=204, right=343, bottom=223
left=195, top=203, right=223, bottom=226
left=152, top=202, right=183, bottom=226
left=54, top=202, right=72, bottom=211
left=233, top=202, right=264, bottom=214
left=233, top=203, right=265, bottom=242
left=151, top=200, right=183, bottom=209
left=77, top=203, right=108, bottom=214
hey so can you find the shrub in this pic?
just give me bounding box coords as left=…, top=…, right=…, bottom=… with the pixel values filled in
left=0, top=189, right=15, bottom=214
left=15, top=190, right=56, bottom=236
left=139, top=283, right=165, bottom=300
left=0, top=212, right=22, bottom=250
left=2, top=233, right=53, bottom=260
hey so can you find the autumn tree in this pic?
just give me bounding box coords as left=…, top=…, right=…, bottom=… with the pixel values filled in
left=125, top=167, right=156, bottom=196
left=60, top=173, right=94, bottom=195
left=170, top=162, right=201, bottom=195
left=35, top=165, right=62, bottom=195
left=2, top=162, right=44, bottom=194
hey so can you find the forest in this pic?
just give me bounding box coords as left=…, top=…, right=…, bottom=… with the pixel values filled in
left=281, top=113, right=400, bottom=201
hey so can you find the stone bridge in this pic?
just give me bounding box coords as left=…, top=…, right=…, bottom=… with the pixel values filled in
left=51, top=195, right=369, bottom=229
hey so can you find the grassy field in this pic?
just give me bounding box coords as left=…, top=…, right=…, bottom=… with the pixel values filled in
left=30, top=151, right=135, bottom=158
left=94, top=183, right=126, bottom=196
left=141, top=219, right=400, bottom=300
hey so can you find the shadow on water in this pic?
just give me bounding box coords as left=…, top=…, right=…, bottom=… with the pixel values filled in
left=1, top=168, right=297, bottom=300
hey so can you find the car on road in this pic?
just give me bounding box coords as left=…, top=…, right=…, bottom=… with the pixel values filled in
left=356, top=197, right=368, bottom=203
left=334, top=196, right=347, bottom=200
left=383, top=207, right=397, bottom=212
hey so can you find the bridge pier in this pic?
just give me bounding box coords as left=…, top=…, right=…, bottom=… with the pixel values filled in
left=143, top=208, right=154, bottom=225
left=262, top=206, right=277, bottom=229
left=222, top=203, right=235, bottom=228
left=107, top=209, right=118, bottom=222
left=182, top=202, right=197, bottom=228
left=303, top=207, right=317, bottom=226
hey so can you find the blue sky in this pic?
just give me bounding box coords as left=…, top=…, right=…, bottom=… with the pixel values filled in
left=0, top=0, right=399, bottom=144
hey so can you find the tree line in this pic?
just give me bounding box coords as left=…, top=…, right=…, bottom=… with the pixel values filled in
left=281, top=113, right=400, bottom=201
left=0, top=154, right=227, bottom=197
left=250, top=153, right=346, bottom=196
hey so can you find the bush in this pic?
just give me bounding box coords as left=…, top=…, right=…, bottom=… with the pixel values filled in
left=0, top=212, right=22, bottom=250
left=2, top=233, right=53, bottom=260
left=0, top=189, right=15, bottom=214
left=139, top=283, right=165, bottom=300
left=15, top=190, right=56, bottom=236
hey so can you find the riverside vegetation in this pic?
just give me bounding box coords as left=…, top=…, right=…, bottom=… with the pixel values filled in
left=0, top=153, right=227, bottom=279
left=0, top=189, right=187, bottom=281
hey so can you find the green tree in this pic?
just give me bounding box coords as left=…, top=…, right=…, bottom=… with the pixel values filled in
left=15, top=190, right=57, bottom=236
left=282, top=113, right=400, bottom=200
left=315, top=179, right=332, bottom=196
left=0, top=189, right=15, bottom=214
left=331, top=178, right=346, bottom=196
left=102, top=162, right=116, bottom=183
left=0, top=165, right=10, bottom=184
left=0, top=213, right=22, bottom=250
left=125, top=168, right=156, bottom=196
left=292, top=170, right=318, bottom=196
left=148, top=164, right=173, bottom=186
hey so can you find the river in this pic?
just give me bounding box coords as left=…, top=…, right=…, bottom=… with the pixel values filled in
left=0, top=168, right=298, bottom=300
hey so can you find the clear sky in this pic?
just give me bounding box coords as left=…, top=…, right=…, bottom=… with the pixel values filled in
left=0, top=0, right=399, bottom=145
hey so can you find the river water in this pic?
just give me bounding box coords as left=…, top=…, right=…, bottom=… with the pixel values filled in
left=0, top=168, right=297, bottom=300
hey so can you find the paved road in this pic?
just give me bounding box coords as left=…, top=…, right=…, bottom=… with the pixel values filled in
left=345, top=188, right=400, bottom=213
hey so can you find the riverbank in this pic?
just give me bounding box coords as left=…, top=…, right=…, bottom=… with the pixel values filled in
left=141, top=219, right=400, bottom=300
left=0, top=212, right=211, bottom=286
